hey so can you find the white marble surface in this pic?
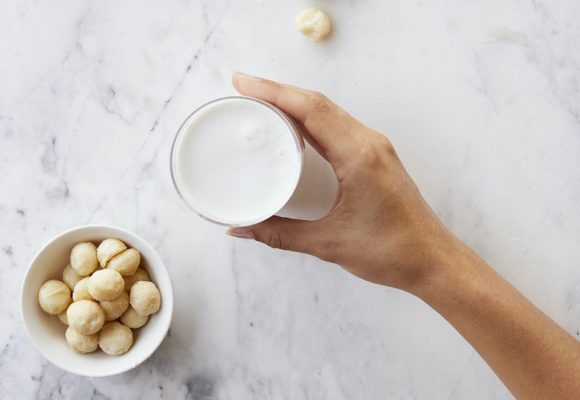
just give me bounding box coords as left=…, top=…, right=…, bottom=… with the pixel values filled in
left=1, top=0, right=580, bottom=398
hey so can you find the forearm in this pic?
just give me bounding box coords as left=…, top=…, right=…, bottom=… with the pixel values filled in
left=228, top=73, right=580, bottom=398
left=414, top=239, right=580, bottom=399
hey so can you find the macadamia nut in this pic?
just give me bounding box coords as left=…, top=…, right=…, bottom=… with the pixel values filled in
left=65, top=326, right=99, bottom=353
left=295, top=8, right=331, bottom=42
left=99, top=322, right=133, bottom=355
left=130, top=281, right=161, bottom=316
left=72, top=277, right=93, bottom=302
left=120, top=306, right=149, bottom=329
left=38, top=280, right=71, bottom=315
left=124, top=268, right=150, bottom=292
left=36, top=240, right=162, bottom=358
left=97, top=238, right=127, bottom=268
left=107, top=248, right=140, bottom=276
left=70, top=242, right=98, bottom=276
left=67, top=300, right=105, bottom=335
left=58, top=311, right=69, bottom=325
left=62, top=265, right=82, bottom=290
left=100, top=291, right=129, bottom=321
left=88, top=269, right=124, bottom=301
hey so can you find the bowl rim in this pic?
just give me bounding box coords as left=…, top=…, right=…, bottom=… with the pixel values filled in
left=20, top=224, right=174, bottom=377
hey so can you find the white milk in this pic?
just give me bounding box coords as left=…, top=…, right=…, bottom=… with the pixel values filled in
left=171, top=97, right=303, bottom=226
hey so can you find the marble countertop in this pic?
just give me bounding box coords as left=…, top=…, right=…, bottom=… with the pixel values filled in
left=2, top=1, right=580, bottom=399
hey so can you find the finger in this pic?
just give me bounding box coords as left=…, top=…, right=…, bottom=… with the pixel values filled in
left=232, top=72, right=356, bottom=164
left=227, top=216, right=326, bottom=256
left=294, top=120, right=329, bottom=161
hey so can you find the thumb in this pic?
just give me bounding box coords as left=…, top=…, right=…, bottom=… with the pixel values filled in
left=227, top=216, right=323, bottom=255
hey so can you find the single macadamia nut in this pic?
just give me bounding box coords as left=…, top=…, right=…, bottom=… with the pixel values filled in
left=70, top=242, right=98, bottom=276
left=88, top=269, right=124, bottom=301
left=130, top=281, right=161, bottom=316
left=58, top=311, right=69, bottom=325
left=65, top=327, right=99, bottom=353
left=99, top=322, right=133, bottom=355
left=120, top=306, right=149, bottom=329
left=62, top=265, right=82, bottom=290
left=295, top=8, right=331, bottom=42
left=38, top=280, right=71, bottom=315
left=72, top=277, right=93, bottom=302
left=124, top=268, right=150, bottom=292
left=67, top=300, right=105, bottom=335
left=97, top=238, right=127, bottom=268
left=100, top=291, right=129, bottom=321
left=107, top=248, right=141, bottom=276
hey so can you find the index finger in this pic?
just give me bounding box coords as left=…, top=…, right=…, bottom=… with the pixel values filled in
left=232, top=72, right=355, bottom=164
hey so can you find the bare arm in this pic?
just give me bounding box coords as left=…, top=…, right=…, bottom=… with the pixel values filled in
left=417, top=237, right=580, bottom=399
left=227, top=72, right=580, bottom=399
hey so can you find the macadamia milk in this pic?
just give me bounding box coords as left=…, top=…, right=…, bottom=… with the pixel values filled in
left=171, top=97, right=303, bottom=226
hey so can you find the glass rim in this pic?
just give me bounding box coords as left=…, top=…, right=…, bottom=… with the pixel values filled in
left=169, top=95, right=305, bottom=227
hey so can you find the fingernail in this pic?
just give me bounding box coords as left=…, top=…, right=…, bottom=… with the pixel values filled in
left=227, top=227, right=255, bottom=239
left=234, top=71, right=262, bottom=82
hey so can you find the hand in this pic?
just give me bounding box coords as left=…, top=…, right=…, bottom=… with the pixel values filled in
left=228, top=72, right=462, bottom=292
left=229, top=73, right=580, bottom=400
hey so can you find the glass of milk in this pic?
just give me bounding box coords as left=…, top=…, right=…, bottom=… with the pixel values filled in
left=170, top=96, right=305, bottom=227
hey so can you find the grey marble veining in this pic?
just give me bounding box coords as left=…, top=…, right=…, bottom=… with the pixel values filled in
left=1, top=1, right=580, bottom=399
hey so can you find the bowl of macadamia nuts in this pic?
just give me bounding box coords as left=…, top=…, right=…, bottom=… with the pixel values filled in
left=21, top=225, right=173, bottom=377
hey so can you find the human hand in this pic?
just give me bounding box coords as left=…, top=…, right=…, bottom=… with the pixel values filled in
left=227, top=76, right=580, bottom=398
left=228, top=72, right=462, bottom=292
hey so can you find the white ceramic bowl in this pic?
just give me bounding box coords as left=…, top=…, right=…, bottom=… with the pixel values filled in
left=21, top=225, right=174, bottom=377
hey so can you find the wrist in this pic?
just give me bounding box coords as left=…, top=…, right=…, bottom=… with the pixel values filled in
left=408, top=234, right=488, bottom=307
